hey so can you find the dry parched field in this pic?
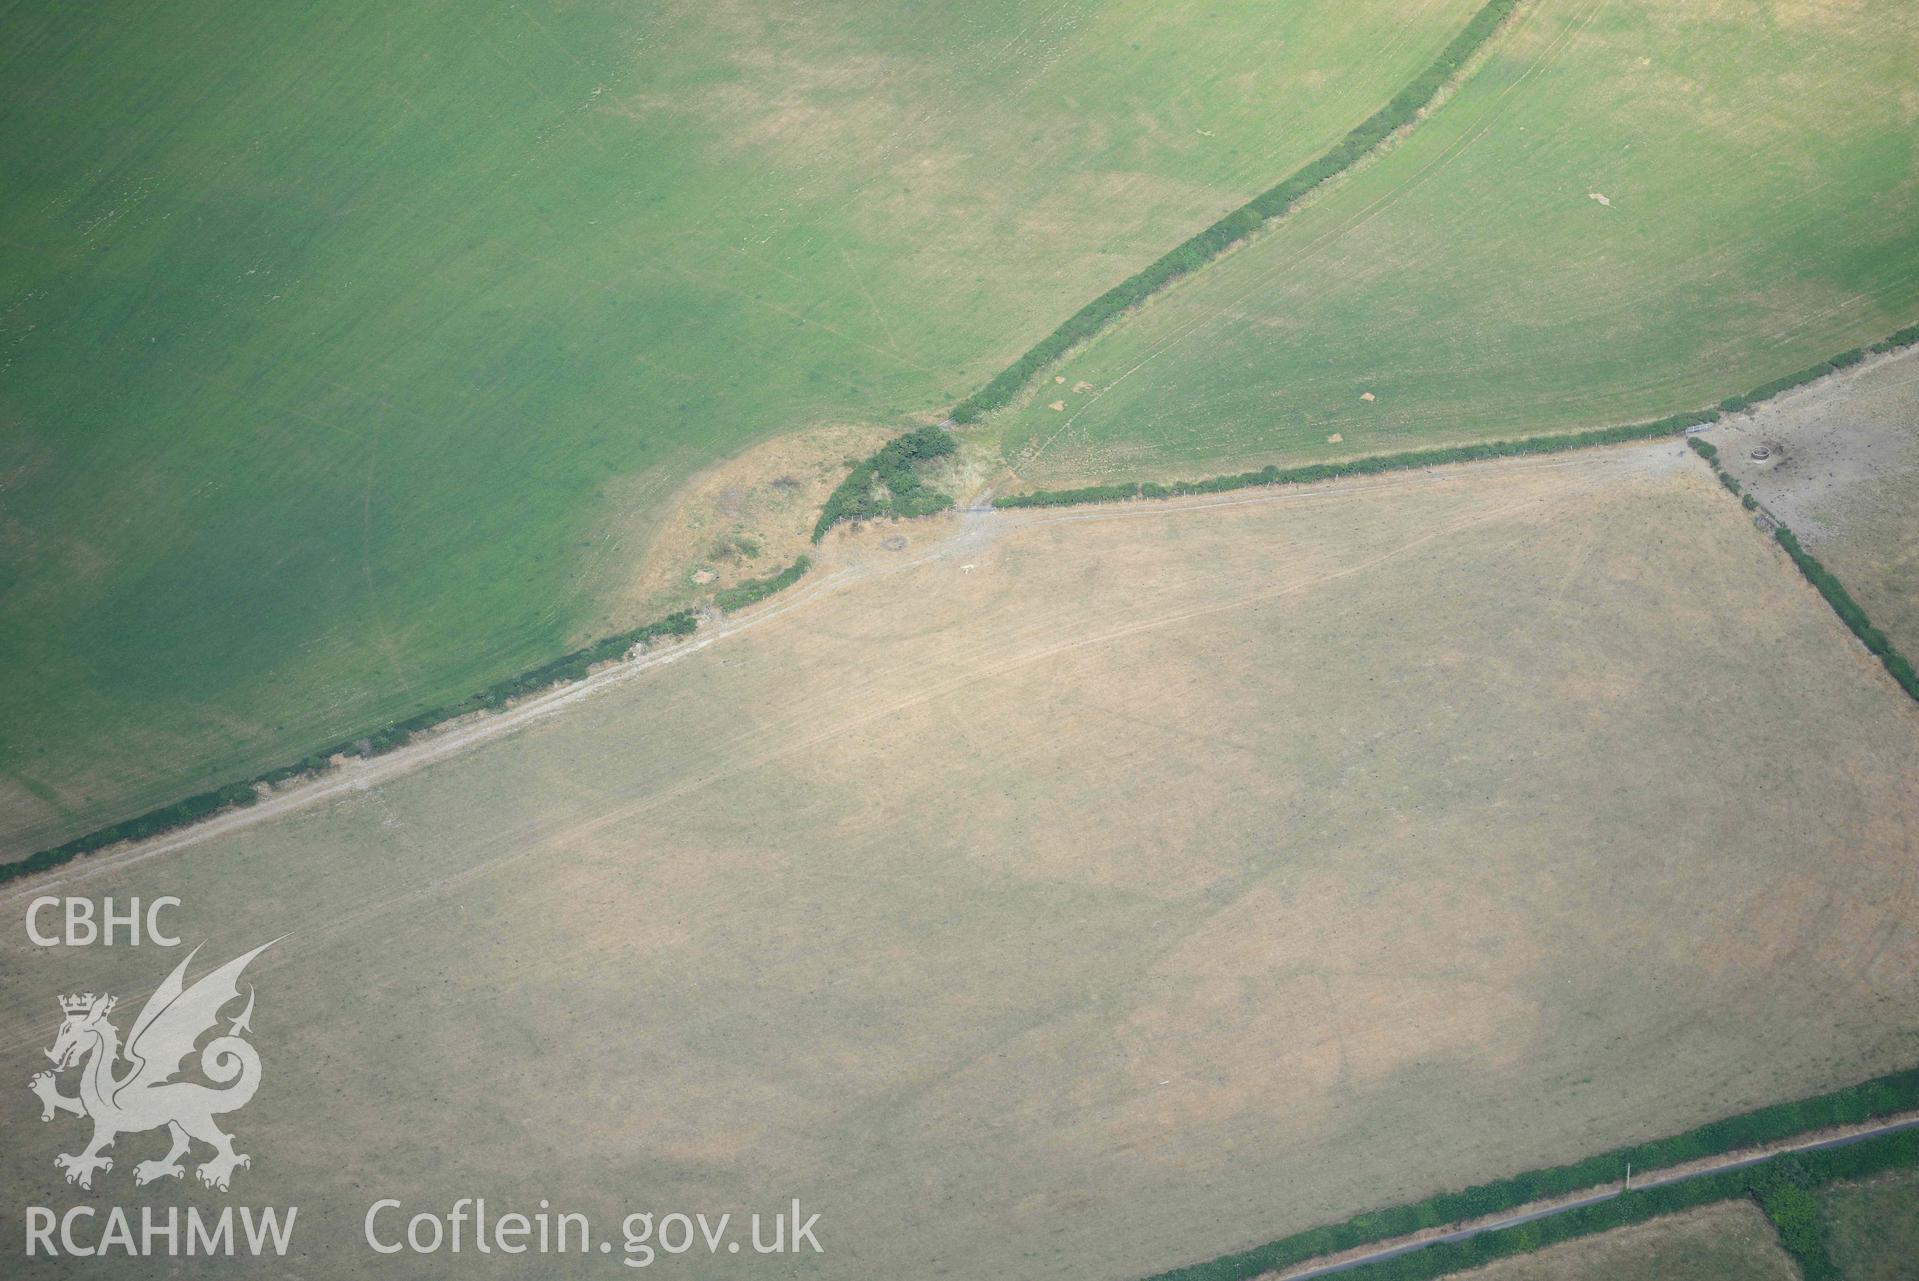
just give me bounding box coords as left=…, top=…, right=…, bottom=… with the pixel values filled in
left=1703, top=345, right=1919, bottom=667
left=2, top=444, right=1916, bottom=1279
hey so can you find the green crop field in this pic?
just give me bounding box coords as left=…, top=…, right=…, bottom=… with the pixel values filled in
left=996, top=0, right=1919, bottom=488
left=0, top=0, right=1489, bottom=855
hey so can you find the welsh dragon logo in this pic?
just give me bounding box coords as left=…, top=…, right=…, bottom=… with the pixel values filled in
left=28, top=940, right=276, bottom=1192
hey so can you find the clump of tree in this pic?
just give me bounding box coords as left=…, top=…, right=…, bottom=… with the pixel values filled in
left=1748, top=1158, right=1837, bottom=1279
left=813, top=426, right=957, bottom=540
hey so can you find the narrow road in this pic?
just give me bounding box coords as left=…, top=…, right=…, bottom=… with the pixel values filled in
left=1274, top=1113, right=1919, bottom=1280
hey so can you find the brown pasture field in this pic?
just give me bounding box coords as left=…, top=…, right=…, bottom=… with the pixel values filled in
left=1702, top=345, right=1919, bottom=663
left=1448, top=1200, right=1796, bottom=1281
left=2, top=443, right=1916, bottom=1279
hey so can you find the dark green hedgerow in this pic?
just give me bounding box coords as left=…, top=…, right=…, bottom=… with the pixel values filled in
left=1142, top=1067, right=1919, bottom=1281
left=1711, top=323, right=1919, bottom=415
left=1002, top=321, right=1919, bottom=514
left=948, top=0, right=1521, bottom=424
left=713, top=556, right=810, bottom=613
left=1719, top=348, right=1869, bottom=413
left=812, top=426, right=957, bottom=541
left=0, top=608, right=700, bottom=886
left=1869, top=321, right=1919, bottom=354
left=14, top=517, right=828, bottom=888
left=999, top=413, right=1712, bottom=510
left=1773, top=526, right=1919, bottom=702
left=1688, top=429, right=1919, bottom=705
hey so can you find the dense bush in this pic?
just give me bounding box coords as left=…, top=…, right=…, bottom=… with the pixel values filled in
left=948, top=0, right=1521, bottom=424
left=813, top=426, right=958, bottom=540
left=1750, top=1159, right=1837, bottom=1280
left=713, top=556, right=810, bottom=613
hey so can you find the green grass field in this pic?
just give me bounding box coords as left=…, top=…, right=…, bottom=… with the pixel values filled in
left=0, top=0, right=1489, bottom=855
left=996, top=0, right=1919, bottom=487
left=1824, top=1170, right=1919, bottom=1280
